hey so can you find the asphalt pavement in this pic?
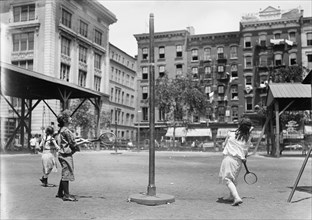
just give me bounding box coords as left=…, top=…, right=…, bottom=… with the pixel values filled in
left=1, top=150, right=311, bottom=220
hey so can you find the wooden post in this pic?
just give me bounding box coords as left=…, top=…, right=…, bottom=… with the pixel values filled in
left=275, top=101, right=280, bottom=157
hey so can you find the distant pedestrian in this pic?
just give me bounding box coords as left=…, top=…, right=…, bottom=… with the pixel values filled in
left=39, top=126, right=60, bottom=187
left=219, top=118, right=253, bottom=206
left=30, top=135, right=37, bottom=154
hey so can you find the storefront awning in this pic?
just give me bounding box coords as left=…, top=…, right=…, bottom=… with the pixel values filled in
left=217, top=128, right=236, bottom=138
left=186, top=128, right=212, bottom=137
left=165, top=127, right=187, bottom=137
left=165, top=127, right=212, bottom=137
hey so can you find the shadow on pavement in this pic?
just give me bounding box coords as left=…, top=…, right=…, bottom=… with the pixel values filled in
left=287, top=186, right=312, bottom=194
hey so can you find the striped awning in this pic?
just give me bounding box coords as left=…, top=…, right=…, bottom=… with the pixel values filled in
left=186, top=128, right=212, bottom=137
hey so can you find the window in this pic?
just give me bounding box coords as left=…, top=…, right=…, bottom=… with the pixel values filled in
left=289, top=53, right=297, bottom=65
left=205, top=86, right=211, bottom=94
left=231, top=106, right=238, bottom=121
left=159, top=65, right=165, bottom=77
left=203, top=48, right=211, bottom=60
left=79, top=45, right=87, bottom=63
left=245, top=56, right=252, bottom=68
left=259, top=35, right=266, bottom=46
left=142, top=107, right=148, bottom=121
left=94, top=53, right=101, bottom=69
left=231, top=64, right=238, bottom=78
left=193, top=114, right=199, bottom=123
left=159, top=109, right=165, bottom=121
left=78, top=70, right=87, bottom=87
left=217, top=65, right=224, bottom=73
left=13, top=32, right=34, bottom=51
left=94, top=30, right=102, bottom=45
left=259, top=55, right=267, bottom=66
left=159, top=46, right=165, bottom=59
left=217, top=47, right=224, bottom=59
left=245, top=76, right=252, bottom=85
left=289, top=32, right=296, bottom=42
left=244, top=36, right=251, bottom=48
left=176, top=45, right=182, bottom=57
left=79, top=20, right=88, bottom=37
left=61, top=36, right=70, bottom=56
left=13, top=4, right=35, bottom=22
left=176, top=64, right=182, bottom=75
left=307, top=33, right=312, bottom=46
left=61, top=8, right=71, bottom=28
left=191, top=49, right=198, bottom=61
left=94, top=76, right=101, bottom=91
left=307, top=54, right=312, bottom=69
left=274, top=33, right=281, bottom=39
left=60, top=63, right=70, bottom=81
left=218, top=85, right=224, bottom=94
left=192, top=67, right=198, bottom=79
left=142, top=48, right=148, bottom=60
left=274, top=54, right=282, bottom=66
left=142, top=86, right=148, bottom=99
left=204, top=66, right=212, bottom=78
left=12, top=60, right=33, bottom=70
left=218, top=106, right=225, bottom=119
left=246, top=97, right=253, bottom=111
left=110, top=88, right=114, bottom=101
left=230, top=46, right=237, bottom=59
left=142, top=67, right=148, bottom=80
left=231, top=85, right=238, bottom=100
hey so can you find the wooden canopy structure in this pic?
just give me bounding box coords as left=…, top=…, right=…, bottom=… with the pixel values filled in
left=0, top=62, right=109, bottom=150
left=264, top=73, right=312, bottom=157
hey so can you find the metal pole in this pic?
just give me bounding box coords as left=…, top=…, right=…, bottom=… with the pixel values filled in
left=115, top=108, right=118, bottom=152
left=147, top=13, right=156, bottom=196
left=137, top=110, right=141, bottom=149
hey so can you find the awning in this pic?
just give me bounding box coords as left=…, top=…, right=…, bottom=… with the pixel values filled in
left=266, top=83, right=311, bottom=111
left=186, top=128, right=212, bottom=137
left=217, top=128, right=236, bottom=138
left=165, top=127, right=187, bottom=137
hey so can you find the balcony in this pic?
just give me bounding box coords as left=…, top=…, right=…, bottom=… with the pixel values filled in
left=217, top=72, right=230, bottom=81
left=217, top=54, right=227, bottom=63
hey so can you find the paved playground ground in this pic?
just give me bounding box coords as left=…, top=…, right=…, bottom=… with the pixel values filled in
left=1, top=150, right=311, bottom=220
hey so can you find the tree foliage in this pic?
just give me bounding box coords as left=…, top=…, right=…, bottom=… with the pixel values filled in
left=155, top=74, right=209, bottom=125
left=69, top=99, right=111, bottom=135
left=270, top=66, right=304, bottom=83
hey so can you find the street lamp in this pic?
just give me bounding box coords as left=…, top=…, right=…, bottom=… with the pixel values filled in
left=137, top=110, right=141, bottom=149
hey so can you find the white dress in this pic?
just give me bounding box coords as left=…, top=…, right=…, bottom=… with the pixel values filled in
left=41, top=136, right=58, bottom=175
left=219, top=131, right=252, bottom=184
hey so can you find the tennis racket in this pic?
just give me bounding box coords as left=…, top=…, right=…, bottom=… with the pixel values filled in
left=242, top=160, right=258, bottom=185
left=77, top=132, right=116, bottom=147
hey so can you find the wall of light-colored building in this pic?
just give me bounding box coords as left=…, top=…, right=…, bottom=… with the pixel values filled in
left=0, top=0, right=116, bottom=140
left=108, top=43, right=137, bottom=140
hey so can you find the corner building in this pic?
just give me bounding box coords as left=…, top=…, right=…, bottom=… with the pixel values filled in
left=0, top=0, right=116, bottom=142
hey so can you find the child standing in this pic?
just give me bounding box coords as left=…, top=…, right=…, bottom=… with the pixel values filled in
left=40, top=126, right=60, bottom=187
left=219, top=118, right=253, bottom=206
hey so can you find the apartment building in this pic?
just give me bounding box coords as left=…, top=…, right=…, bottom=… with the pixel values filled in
left=108, top=43, right=137, bottom=141
left=187, top=31, right=242, bottom=124
left=0, top=0, right=116, bottom=141
left=134, top=29, right=191, bottom=141
left=240, top=6, right=303, bottom=117
left=134, top=6, right=310, bottom=143
left=301, top=17, right=312, bottom=72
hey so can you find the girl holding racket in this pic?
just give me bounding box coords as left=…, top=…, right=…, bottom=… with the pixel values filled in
left=219, top=118, right=253, bottom=206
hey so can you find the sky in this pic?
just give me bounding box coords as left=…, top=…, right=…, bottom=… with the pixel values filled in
left=100, top=0, right=312, bottom=57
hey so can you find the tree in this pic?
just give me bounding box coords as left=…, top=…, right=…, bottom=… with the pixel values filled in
left=155, top=74, right=209, bottom=147
left=69, top=99, right=111, bottom=138
left=270, top=66, right=304, bottom=83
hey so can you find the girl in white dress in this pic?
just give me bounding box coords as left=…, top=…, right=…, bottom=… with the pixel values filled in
left=219, top=118, right=253, bottom=206
left=40, top=126, right=60, bottom=187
